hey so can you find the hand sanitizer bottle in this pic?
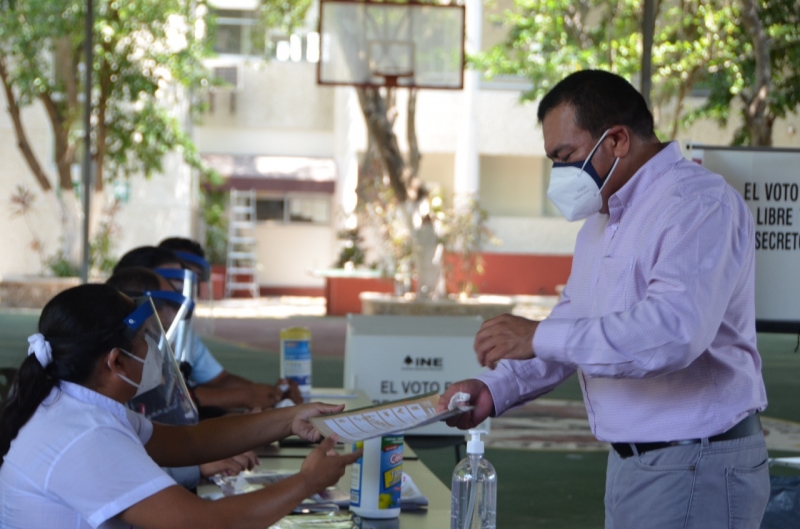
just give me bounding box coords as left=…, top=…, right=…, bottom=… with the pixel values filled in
left=451, top=429, right=497, bottom=529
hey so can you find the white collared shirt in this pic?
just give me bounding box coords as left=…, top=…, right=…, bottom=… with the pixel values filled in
left=0, top=381, right=176, bottom=528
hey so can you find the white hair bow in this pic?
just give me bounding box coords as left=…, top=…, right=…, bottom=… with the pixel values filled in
left=27, top=333, right=53, bottom=368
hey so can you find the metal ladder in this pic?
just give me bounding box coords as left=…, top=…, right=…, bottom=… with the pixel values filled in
left=225, top=189, right=260, bottom=298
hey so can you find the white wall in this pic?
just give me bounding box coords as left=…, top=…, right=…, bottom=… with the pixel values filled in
left=253, top=223, right=332, bottom=287
left=195, top=59, right=336, bottom=158
left=0, top=93, right=76, bottom=275
left=0, top=86, right=198, bottom=277
left=114, top=152, right=198, bottom=257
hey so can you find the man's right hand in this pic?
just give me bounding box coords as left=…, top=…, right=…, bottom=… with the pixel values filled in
left=299, top=436, right=362, bottom=493
left=438, top=379, right=495, bottom=430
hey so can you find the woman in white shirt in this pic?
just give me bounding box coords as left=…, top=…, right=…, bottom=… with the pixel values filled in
left=0, top=283, right=360, bottom=529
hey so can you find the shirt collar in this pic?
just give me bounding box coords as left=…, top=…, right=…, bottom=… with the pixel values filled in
left=608, top=141, right=684, bottom=220
left=57, top=380, right=133, bottom=428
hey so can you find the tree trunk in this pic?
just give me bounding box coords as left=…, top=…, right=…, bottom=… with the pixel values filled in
left=355, top=86, right=409, bottom=202
left=0, top=57, right=53, bottom=191
left=406, top=88, right=420, bottom=180
left=739, top=0, right=773, bottom=146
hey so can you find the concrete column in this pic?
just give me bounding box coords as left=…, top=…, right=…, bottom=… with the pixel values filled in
left=453, top=0, right=482, bottom=211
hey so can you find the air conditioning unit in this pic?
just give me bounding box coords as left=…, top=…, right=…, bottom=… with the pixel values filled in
left=211, top=64, right=243, bottom=92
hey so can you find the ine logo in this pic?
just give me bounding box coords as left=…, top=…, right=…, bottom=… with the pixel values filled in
left=401, top=356, right=443, bottom=371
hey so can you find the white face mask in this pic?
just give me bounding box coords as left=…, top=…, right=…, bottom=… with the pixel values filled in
left=112, top=335, right=163, bottom=397
left=547, top=129, right=620, bottom=221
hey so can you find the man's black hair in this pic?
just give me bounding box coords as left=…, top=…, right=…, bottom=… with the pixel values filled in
left=106, top=266, right=163, bottom=298
left=537, top=70, right=655, bottom=140
left=159, top=237, right=205, bottom=259
left=113, top=246, right=183, bottom=275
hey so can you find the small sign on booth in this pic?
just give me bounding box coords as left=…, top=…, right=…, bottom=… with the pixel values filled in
left=344, top=314, right=489, bottom=436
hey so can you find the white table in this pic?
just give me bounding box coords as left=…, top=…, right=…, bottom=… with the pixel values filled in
left=197, top=388, right=453, bottom=527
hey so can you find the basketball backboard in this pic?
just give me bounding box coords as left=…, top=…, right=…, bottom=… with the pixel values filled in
left=317, top=0, right=465, bottom=89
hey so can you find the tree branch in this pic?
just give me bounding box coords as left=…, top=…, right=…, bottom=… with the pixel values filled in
left=39, top=92, right=74, bottom=190
left=739, top=0, right=773, bottom=146
left=0, top=56, right=52, bottom=191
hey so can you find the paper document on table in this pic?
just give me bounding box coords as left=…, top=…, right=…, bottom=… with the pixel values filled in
left=309, top=392, right=470, bottom=443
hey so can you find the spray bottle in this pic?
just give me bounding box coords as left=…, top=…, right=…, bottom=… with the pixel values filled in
left=451, top=429, right=497, bottom=529
left=279, top=326, right=312, bottom=395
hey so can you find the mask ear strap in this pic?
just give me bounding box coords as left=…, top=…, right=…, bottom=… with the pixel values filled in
left=598, top=157, right=621, bottom=192
left=580, top=128, right=612, bottom=172
left=107, top=349, right=142, bottom=389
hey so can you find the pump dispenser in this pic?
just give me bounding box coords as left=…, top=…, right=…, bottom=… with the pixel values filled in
left=451, top=429, right=497, bottom=529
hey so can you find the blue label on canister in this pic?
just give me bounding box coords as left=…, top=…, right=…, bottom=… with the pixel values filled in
left=282, top=339, right=311, bottom=387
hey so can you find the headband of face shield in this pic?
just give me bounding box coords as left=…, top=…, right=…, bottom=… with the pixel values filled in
left=153, top=268, right=198, bottom=302
left=124, top=296, right=199, bottom=425
left=114, top=301, right=163, bottom=397
left=175, top=251, right=211, bottom=282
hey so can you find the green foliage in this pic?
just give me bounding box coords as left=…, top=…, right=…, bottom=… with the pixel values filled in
left=683, top=0, right=800, bottom=144
left=476, top=0, right=800, bottom=144
left=88, top=200, right=121, bottom=277
left=437, top=198, right=499, bottom=297
left=45, top=251, right=81, bottom=277
left=256, top=0, right=314, bottom=36
left=0, top=0, right=214, bottom=187
left=334, top=227, right=367, bottom=268
left=201, top=187, right=228, bottom=265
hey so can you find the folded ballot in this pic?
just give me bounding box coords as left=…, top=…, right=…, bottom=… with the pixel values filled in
left=309, top=392, right=471, bottom=443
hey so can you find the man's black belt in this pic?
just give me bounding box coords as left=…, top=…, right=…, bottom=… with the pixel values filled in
left=611, top=414, right=763, bottom=459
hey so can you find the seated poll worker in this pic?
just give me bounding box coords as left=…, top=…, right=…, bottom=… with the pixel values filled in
left=114, top=246, right=300, bottom=413
left=439, top=70, right=770, bottom=528
left=0, top=284, right=359, bottom=529
left=156, top=237, right=303, bottom=407
left=106, top=267, right=259, bottom=488
left=157, top=236, right=214, bottom=298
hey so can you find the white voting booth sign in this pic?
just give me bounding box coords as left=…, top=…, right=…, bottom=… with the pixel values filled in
left=686, top=144, right=800, bottom=332
left=344, top=315, right=489, bottom=436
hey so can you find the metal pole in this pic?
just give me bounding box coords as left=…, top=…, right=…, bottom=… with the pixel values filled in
left=81, top=0, right=93, bottom=283
left=641, top=0, right=655, bottom=108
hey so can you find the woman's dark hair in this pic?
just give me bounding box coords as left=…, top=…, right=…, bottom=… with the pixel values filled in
left=113, top=246, right=183, bottom=275
left=106, top=266, right=163, bottom=297
left=537, top=69, right=656, bottom=140
left=0, top=284, right=135, bottom=464
left=159, top=237, right=205, bottom=259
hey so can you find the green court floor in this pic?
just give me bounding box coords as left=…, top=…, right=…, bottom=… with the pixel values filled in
left=1, top=310, right=798, bottom=528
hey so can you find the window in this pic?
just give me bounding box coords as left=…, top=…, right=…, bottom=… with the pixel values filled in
left=212, top=10, right=262, bottom=56
left=210, top=9, right=320, bottom=62
left=255, top=195, right=330, bottom=224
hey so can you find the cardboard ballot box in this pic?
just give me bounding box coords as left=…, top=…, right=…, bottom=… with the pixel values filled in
left=344, top=315, right=490, bottom=436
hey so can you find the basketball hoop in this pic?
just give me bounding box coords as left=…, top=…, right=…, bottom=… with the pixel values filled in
left=369, top=39, right=415, bottom=87
left=317, top=0, right=465, bottom=90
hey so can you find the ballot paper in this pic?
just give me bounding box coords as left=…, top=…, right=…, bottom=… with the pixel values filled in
left=212, top=470, right=427, bottom=511
left=308, top=392, right=470, bottom=443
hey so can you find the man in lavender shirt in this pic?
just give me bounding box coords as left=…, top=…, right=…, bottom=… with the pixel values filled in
left=440, top=70, right=770, bottom=528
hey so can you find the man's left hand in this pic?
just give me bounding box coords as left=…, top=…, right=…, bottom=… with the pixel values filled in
left=290, top=403, right=345, bottom=441
left=474, top=314, right=539, bottom=369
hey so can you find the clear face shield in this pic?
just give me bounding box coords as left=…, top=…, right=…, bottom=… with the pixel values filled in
left=154, top=267, right=198, bottom=302
left=174, top=252, right=216, bottom=337
left=124, top=297, right=199, bottom=425
left=143, top=290, right=195, bottom=366
left=154, top=268, right=199, bottom=364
